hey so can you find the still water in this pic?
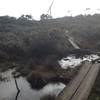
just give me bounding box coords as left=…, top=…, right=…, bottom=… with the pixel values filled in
left=59, top=54, right=99, bottom=69
left=0, top=70, right=65, bottom=100
left=0, top=54, right=99, bottom=100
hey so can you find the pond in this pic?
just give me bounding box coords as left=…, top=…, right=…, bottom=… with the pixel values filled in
left=0, top=69, right=66, bottom=100
left=59, top=54, right=99, bottom=69
left=0, top=54, right=99, bottom=100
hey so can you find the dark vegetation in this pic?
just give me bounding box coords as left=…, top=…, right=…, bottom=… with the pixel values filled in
left=0, top=14, right=100, bottom=99
left=0, top=14, right=100, bottom=70
left=0, top=15, right=100, bottom=63
left=40, top=95, right=56, bottom=100
left=0, top=75, right=3, bottom=81
left=0, top=15, right=100, bottom=57
left=88, top=68, right=100, bottom=100
left=27, top=62, right=81, bottom=89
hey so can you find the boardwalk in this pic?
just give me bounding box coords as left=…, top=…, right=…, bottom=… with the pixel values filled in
left=56, top=61, right=100, bottom=100
left=65, top=30, right=80, bottom=49
left=68, top=37, right=80, bottom=49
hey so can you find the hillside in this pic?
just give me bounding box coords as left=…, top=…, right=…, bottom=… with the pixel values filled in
left=0, top=14, right=100, bottom=100
left=0, top=14, right=100, bottom=71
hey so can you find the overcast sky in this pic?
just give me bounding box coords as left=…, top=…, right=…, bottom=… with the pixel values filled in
left=0, top=0, right=100, bottom=19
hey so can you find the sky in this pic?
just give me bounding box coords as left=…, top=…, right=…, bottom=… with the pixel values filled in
left=0, top=0, right=100, bottom=20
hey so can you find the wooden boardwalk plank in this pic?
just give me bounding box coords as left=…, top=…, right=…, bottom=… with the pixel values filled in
left=56, top=61, right=92, bottom=100
left=71, top=63, right=100, bottom=100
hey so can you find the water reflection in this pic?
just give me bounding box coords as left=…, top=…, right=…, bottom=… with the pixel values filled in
left=1, top=54, right=99, bottom=100
left=59, top=54, right=99, bottom=69
left=0, top=70, right=65, bottom=100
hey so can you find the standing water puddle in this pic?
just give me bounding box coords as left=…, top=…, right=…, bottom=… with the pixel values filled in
left=0, top=54, right=100, bottom=100
left=59, top=54, right=100, bottom=69
left=0, top=70, right=65, bottom=100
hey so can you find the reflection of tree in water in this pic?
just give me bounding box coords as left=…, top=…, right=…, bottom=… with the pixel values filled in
left=15, top=90, right=20, bottom=100
left=14, top=77, right=20, bottom=100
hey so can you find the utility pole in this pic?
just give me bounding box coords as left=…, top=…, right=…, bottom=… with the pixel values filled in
left=47, top=0, right=54, bottom=17
left=40, top=0, right=54, bottom=20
